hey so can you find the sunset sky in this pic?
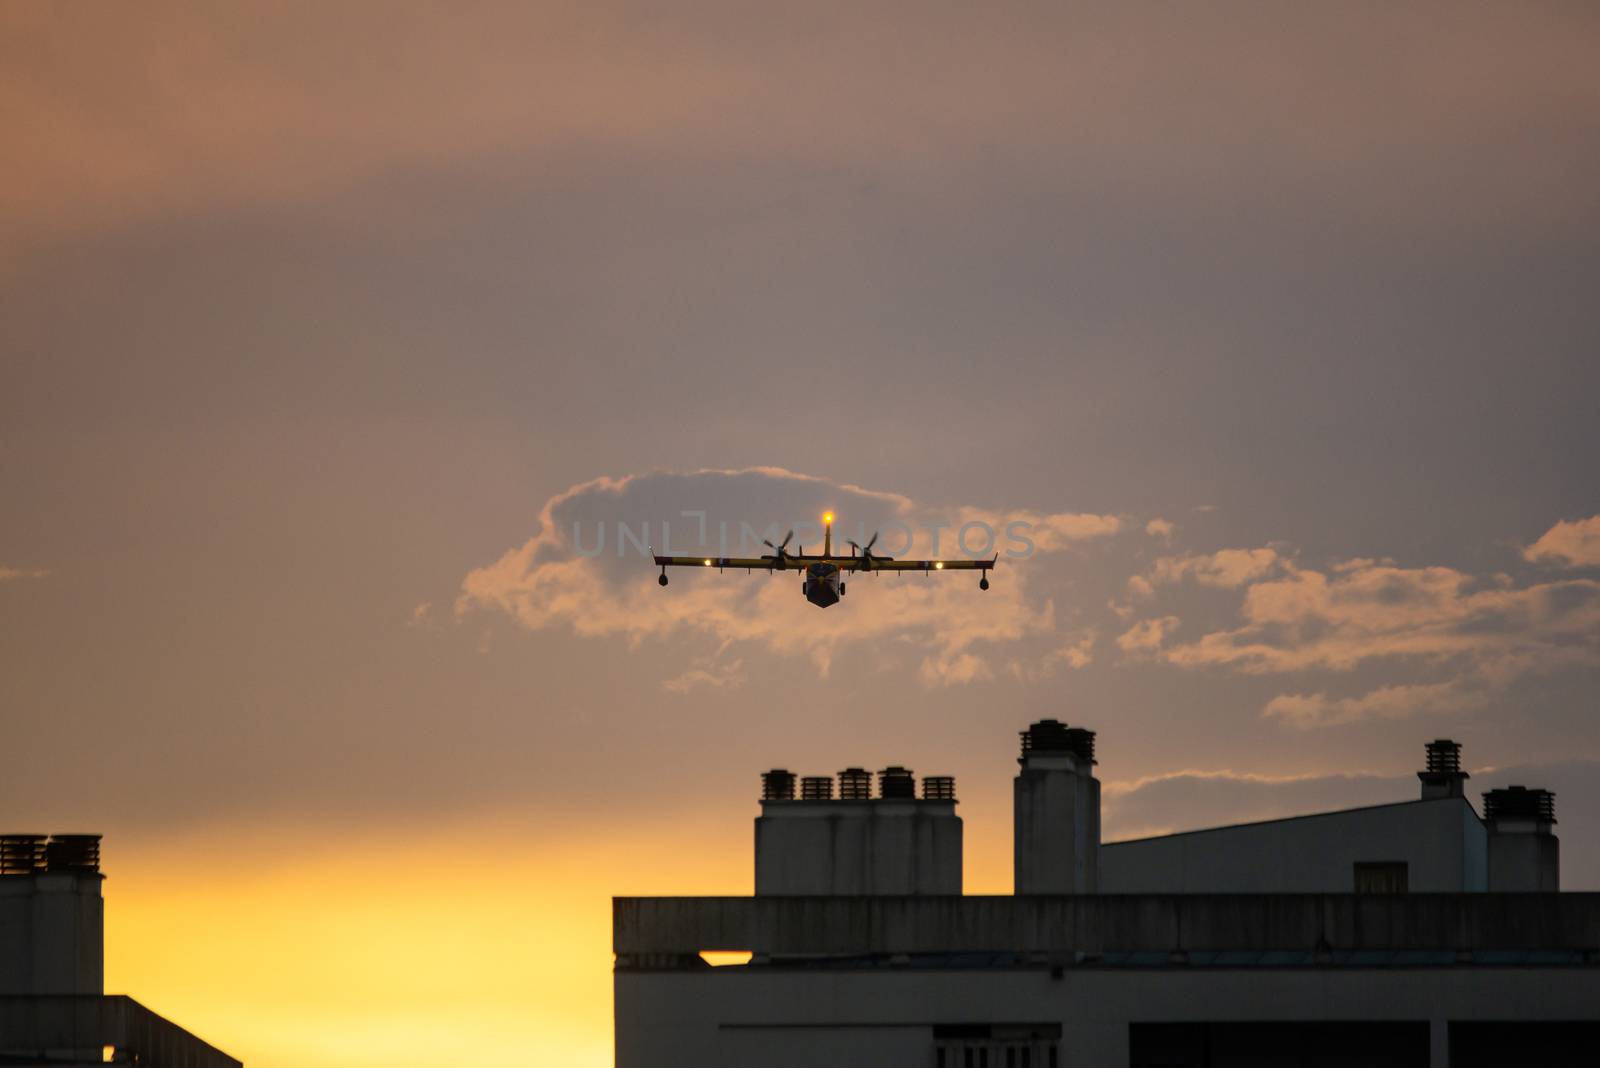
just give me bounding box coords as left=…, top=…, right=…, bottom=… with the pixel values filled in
left=4, top=4, right=1599, bottom=1066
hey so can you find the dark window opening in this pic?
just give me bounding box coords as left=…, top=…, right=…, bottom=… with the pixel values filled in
left=1131, top=1021, right=1428, bottom=1067
left=1450, top=1021, right=1600, bottom=1068
left=1354, top=860, right=1409, bottom=893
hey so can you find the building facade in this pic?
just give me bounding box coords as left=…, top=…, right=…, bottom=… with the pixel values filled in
left=614, top=726, right=1598, bottom=1067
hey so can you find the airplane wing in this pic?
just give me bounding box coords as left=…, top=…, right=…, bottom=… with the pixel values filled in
left=842, top=555, right=997, bottom=572
left=654, top=554, right=789, bottom=571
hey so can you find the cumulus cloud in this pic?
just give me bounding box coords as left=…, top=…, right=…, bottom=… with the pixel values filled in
left=1524, top=515, right=1600, bottom=568
left=456, top=467, right=1125, bottom=686
left=1116, top=615, right=1180, bottom=653
left=1011, top=629, right=1097, bottom=682
left=1161, top=560, right=1600, bottom=678
left=1144, top=518, right=1176, bottom=542
left=1055, top=631, right=1096, bottom=670
left=1101, top=533, right=1600, bottom=728
left=1148, top=547, right=1282, bottom=588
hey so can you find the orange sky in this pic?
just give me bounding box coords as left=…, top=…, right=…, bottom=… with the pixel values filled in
left=101, top=810, right=1014, bottom=1065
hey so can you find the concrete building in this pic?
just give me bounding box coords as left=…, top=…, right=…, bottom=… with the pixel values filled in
left=614, top=725, right=1599, bottom=1067
left=0, top=834, right=240, bottom=1068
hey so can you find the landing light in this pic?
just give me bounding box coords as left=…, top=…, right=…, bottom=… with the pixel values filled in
left=703, top=559, right=711, bottom=566
left=935, top=561, right=944, bottom=569
left=823, top=512, right=833, bottom=524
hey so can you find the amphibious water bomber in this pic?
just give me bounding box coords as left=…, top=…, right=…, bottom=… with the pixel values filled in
left=653, top=512, right=996, bottom=608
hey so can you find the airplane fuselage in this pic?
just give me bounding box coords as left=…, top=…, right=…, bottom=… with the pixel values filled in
left=803, top=562, right=843, bottom=608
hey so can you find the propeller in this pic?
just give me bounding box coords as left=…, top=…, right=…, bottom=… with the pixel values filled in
left=762, top=530, right=795, bottom=568
left=847, top=532, right=881, bottom=571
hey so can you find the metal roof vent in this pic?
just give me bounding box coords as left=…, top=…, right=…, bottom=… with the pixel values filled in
left=921, top=775, right=956, bottom=801
left=879, top=766, right=916, bottom=799
left=1483, top=785, right=1556, bottom=824
left=1418, top=738, right=1469, bottom=799
left=838, top=767, right=872, bottom=800
left=800, top=776, right=834, bottom=801
left=1, top=834, right=101, bottom=875
left=0, top=835, right=47, bottom=875
left=761, top=769, right=796, bottom=801
left=44, top=835, right=100, bottom=873
left=1019, top=719, right=1096, bottom=764
left=1425, top=739, right=1462, bottom=775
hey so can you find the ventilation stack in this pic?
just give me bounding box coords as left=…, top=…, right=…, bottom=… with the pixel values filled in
left=1014, top=719, right=1100, bottom=895
left=0, top=833, right=104, bottom=996
left=1484, top=786, right=1559, bottom=891
left=754, top=765, right=962, bottom=895
left=1417, top=739, right=1469, bottom=800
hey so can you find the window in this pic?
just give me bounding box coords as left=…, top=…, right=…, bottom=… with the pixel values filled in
left=1354, top=861, right=1409, bottom=893
left=934, top=1024, right=1061, bottom=1068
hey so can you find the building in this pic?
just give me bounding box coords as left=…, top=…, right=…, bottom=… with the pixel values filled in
left=0, top=834, right=240, bottom=1068
left=614, top=724, right=1599, bottom=1067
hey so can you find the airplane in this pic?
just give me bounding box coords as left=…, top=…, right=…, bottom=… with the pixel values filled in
left=653, top=512, right=996, bottom=608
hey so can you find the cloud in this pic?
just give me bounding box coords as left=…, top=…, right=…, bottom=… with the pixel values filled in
left=661, top=656, right=745, bottom=695
left=1116, top=615, right=1180, bottom=653
left=1010, top=629, right=1097, bottom=682
left=456, top=468, right=1125, bottom=685
left=918, top=652, right=991, bottom=688
left=1148, top=546, right=1282, bottom=588
left=1262, top=680, right=1488, bottom=730
left=1144, top=518, right=1176, bottom=542
left=9, top=3, right=1598, bottom=262
left=1055, top=631, right=1096, bottom=670
left=1161, top=559, right=1600, bottom=678
left=953, top=507, right=1121, bottom=554
left=1524, top=515, right=1600, bottom=568
left=0, top=566, right=49, bottom=582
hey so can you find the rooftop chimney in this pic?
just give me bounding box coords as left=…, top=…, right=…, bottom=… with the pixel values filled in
left=1483, top=786, right=1559, bottom=891
left=800, top=776, right=834, bottom=801
left=1014, top=719, right=1100, bottom=895
left=1418, top=738, right=1469, bottom=800
left=0, top=834, right=104, bottom=996
left=760, top=769, right=797, bottom=801
left=878, top=766, right=916, bottom=800
left=838, top=767, right=872, bottom=801
left=754, top=765, right=961, bottom=895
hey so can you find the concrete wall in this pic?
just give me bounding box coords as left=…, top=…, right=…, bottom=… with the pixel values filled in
left=1100, top=798, right=1487, bottom=893
left=755, top=801, right=961, bottom=895
left=1488, top=828, right=1560, bottom=891
left=615, top=893, right=1600, bottom=957
left=1015, top=753, right=1099, bottom=895
left=0, top=873, right=103, bottom=996
left=616, top=965, right=1600, bottom=1068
